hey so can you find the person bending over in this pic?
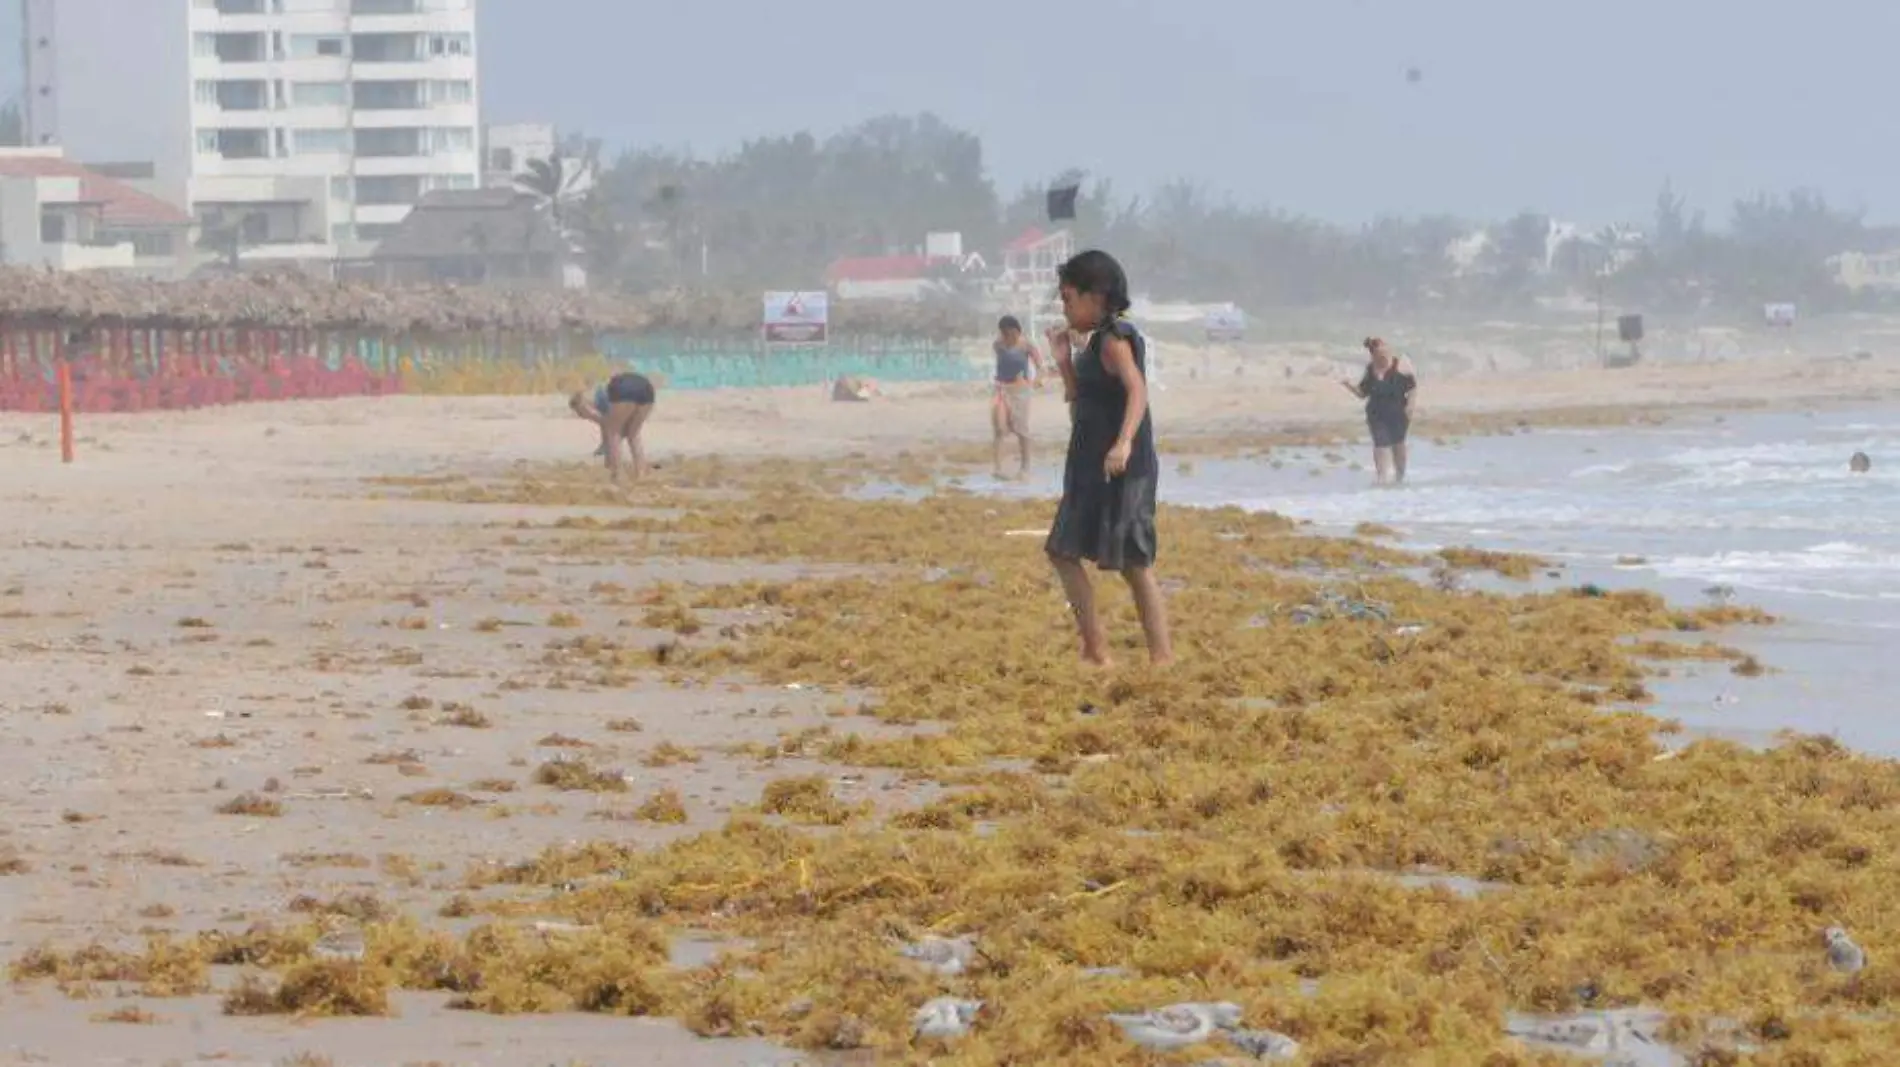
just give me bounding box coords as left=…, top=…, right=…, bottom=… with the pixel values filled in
left=569, top=371, right=657, bottom=483
left=569, top=380, right=615, bottom=457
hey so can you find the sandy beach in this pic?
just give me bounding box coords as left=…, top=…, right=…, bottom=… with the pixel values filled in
left=1, top=350, right=1897, bottom=1064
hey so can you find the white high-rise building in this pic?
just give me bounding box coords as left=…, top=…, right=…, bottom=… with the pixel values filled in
left=48, top=0, right=481, bottom=264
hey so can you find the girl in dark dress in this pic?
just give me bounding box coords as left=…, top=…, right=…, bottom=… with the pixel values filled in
left=1042, top=250, right=1174, bottom=667
left=1341, top=337, right=1417, bottom=486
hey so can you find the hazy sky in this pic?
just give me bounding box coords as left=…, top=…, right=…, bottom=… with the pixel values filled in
left=478, top=0, right=1899, bottom=227
left=6, top=1, right=1895, bottom=226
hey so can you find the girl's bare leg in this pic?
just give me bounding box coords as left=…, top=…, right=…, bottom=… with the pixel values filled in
left=1049, top=555, right=1110, bottom=666
left=991, top=395, right=1009, bottom=477
left=623, top=404, right=653, bottom=479
left=1121, top=566, right=1175, bottom=666
left=602, top=403, right=637, bottom=485
left=1015, top=431, right=1032, bottom=479
left=1372, top=446, right=1393, bottom=485
left=1392, top=441, right=1408, bottom=484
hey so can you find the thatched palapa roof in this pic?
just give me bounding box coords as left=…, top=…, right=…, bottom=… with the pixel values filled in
left=0, top=269, right=977, bottom=338
left=371, top=190, right=565, bottom=263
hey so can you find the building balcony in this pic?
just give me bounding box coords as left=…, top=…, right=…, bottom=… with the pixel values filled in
left=352, top=152, right=478, bottom=177
left=198, top=112, right=276, bottom=133
left=268, top=103, right=354, bottom=125
left=352, top=87, right=428, bottom=111
left=354, top=138, right=427, bottom=159
left=189, top=12, right=279, bottom=34
left=345, top=14, right=463, bottom=34
left=194, top=156, right=351, bottom=183
left=338, top=57, right=475, bottom=82
left=208, top=33, right=269, bottom=63
left=349, top=104, right=477, bottom=129
left=213, top=82, right=271, bottom=110
left=354, top=175, right=423, bottom=205
left=197, top=58, right=276, bottom=81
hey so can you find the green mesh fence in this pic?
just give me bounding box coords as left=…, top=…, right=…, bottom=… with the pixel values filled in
left=597, top=335, right=983, bottom=390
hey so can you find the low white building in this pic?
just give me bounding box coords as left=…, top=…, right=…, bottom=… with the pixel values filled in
left=483, top=122, right=555, bottom=188
left=1831, top=250, right=1900, bottom=294
left=0, top=147, right=194, bottom=275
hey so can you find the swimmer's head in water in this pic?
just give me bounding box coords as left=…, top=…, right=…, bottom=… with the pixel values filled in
left=1851, top=452, right=1872, bottom=473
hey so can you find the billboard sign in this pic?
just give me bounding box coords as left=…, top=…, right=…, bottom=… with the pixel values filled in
left=763, top=291, right=829, bottom=345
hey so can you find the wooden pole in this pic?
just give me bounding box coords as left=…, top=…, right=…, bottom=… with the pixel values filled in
left=55, top=330, right=73, bottom=464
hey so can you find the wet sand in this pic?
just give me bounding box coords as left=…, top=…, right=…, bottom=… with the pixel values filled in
left=0, top=352, right=1892, bottom=1064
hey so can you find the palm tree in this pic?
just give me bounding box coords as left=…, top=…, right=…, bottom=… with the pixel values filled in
left=513, top=153, right=585, bottom=280
left=515, top=154, right=587, bottom=233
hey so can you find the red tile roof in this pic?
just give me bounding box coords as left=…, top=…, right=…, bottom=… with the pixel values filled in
left=0, top=155, right=191, bottom=227
left=1005, top=228, right=1050, bottom=252
left=825, top=254, right=933, bottom=283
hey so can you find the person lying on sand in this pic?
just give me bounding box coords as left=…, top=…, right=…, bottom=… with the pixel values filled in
left=831, top=376, right=879, bottom=402
left=569, top=371, right=657, bottom=483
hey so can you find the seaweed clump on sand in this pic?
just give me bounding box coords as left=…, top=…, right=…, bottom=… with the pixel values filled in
left=20, top=453, right=1900, bottom=1062
left=385, top=458, right=1900, bottom=1061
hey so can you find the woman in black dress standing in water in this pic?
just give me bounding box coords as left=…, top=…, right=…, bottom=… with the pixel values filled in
left=1341, top=337, right=1417, bottom=486
left=1042, top=251, right=1174, bottom=667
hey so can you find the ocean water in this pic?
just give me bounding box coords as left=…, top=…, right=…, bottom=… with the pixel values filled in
left=969, top=404, right=1900, bottom=755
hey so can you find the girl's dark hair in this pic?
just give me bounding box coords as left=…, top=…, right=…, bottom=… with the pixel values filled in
left=1057, top=250, right=1132, bottom=319
left=998, top=315, right=1021, bottom=333
left=1363, top=337, right=1383, bottom=352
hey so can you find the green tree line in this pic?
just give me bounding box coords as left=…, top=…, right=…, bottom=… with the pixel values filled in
left=547, top=112, right=1900, bottom=315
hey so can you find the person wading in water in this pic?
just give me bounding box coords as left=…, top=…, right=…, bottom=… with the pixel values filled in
left=1341, top=337, right=1418, bottom=486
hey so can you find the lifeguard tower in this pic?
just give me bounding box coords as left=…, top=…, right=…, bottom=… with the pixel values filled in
left=992, top=228, right=1073, bottom=336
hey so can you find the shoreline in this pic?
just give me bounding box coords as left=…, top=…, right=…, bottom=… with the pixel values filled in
left=4, top=349, right=1900, bottom=478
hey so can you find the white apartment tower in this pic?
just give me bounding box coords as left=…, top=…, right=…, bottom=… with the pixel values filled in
left=187, top=0, right=481, bottom=258
left=44, top=0, right=481, bottom=263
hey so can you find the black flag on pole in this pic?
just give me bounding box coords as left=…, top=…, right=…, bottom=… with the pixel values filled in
left=1046, top=183, right=1080, bottom=222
